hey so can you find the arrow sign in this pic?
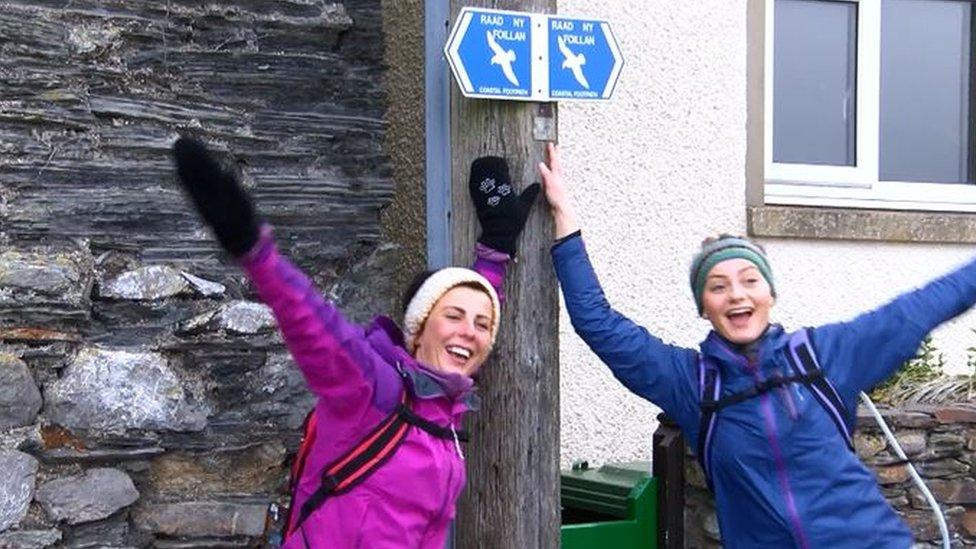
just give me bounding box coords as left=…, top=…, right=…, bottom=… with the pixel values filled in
left=445, top=8, right=535, bottom=100
left=548, top=16, right=623, bottom=100
left=445, top=8, right=624, bottom=102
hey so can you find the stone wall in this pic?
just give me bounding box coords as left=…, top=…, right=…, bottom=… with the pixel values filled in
left=0, top=1, right=398, bottom=547
left=683, top=403, right=976, bottom=548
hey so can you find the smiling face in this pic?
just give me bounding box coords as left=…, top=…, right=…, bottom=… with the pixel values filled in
left=412, top=285, right=494, bottom=378
left=701, top=258, right=775, bottom=345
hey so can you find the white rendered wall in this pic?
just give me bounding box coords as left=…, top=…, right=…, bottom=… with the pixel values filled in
left=556, top=0, right=976, bottom=468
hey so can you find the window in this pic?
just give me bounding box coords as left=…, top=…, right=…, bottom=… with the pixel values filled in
left=765, top=0, right=976, bottom=212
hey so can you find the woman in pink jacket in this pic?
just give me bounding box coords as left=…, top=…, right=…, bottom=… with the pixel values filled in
left=172, top=138, right=539, bottom=548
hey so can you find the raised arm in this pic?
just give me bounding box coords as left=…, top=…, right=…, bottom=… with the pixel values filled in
left=813, top=256, right=976, bottom=400
left=172, top=138, right=391, bottom=414
left=467, top=155, right=540, bottom=304
left=539, top=144, right=698, bottom=422
left=472, top=242, right=510, bottom=304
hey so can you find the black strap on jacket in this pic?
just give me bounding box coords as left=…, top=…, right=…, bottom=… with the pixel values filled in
left=783, top=330, right=854, bottom=451
left=398, top=403, right=469, bottom=442
left=696, top=328, right=854, bottom=491
left=700, top=371, right=826, bottom=413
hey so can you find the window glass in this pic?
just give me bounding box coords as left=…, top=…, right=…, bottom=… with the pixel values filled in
left=880, top=0, right=971, bottom=183
left=774, top=0, right=857, bottom=166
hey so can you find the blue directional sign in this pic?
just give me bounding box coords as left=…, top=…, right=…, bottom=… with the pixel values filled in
left=548, top=17, right=623, bottom=100
left=445, top=8, right=624, bottom=102
left=445, top=8, right=534, bottom=100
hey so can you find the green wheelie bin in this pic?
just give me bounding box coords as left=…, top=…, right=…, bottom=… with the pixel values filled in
left=560, top=461, right=658, bottom=548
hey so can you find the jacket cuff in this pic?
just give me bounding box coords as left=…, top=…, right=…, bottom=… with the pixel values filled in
left=237, top=223, right=275, bottom=268
left=552, top=230, right=582, bottom=251
left=474, top=242, right=512, bottom=263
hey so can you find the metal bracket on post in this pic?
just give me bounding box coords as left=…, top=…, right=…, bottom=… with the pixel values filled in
left=534, top=102, right=557, bottom=142
left=652, top=413, right=685, bottom=549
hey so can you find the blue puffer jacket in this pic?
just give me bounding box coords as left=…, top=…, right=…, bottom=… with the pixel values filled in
left=553, top=233, right=976, bottom=548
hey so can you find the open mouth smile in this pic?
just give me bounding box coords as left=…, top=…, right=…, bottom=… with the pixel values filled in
left=726, top=308, right=754, bottom=328
left=446, top=345, right=473, bottom=364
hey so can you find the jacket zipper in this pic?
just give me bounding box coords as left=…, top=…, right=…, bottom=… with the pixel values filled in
left=450, top=425, right=465, bottom=460
left=746, top=354, right=810, bottom=549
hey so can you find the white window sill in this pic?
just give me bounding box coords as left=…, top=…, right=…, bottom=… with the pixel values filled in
left=765, top=180, right=976, bottom=214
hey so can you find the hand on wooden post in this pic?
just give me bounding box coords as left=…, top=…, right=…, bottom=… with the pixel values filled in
left=538, top=142, right=580, bottom=239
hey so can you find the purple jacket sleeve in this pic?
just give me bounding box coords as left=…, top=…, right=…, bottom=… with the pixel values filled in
left=239, top=227, right=385, bottom=414
left=472, top=242, right=510, bottom=305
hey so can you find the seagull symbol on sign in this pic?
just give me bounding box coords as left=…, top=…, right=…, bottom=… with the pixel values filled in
left=558, top=35, right=589, bottom=89
left=486, top=30, right=520, bottom=87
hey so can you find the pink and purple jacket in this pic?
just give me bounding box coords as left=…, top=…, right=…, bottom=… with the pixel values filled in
left=240, top=228, right=508, bottom=549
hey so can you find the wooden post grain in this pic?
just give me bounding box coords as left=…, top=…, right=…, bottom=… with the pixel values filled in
left=448, top=1, right=559, bottom=547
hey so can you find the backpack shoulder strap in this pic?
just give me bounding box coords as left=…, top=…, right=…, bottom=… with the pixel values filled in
left=281, top=407, right=319, bottom=536
left=288, top=390, right=413, bottom=538
left=285, top=363, right=472, bottom=542
left=785, top=328, right=855, bottom=452
left=696, top=329, right=856, bottom=492
left=697, top=354, right=721, bottom=491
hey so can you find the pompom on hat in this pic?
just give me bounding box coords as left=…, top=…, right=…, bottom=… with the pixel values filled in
left=689, top=234, right=775, bottom=315
left=402, top=267, right=501, bottom=354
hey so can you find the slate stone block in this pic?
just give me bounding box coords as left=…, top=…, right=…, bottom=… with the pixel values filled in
left=44, top=347, right=208, bottom=432
left=36, top=468, right=139, bottom=524
left=0, top=354, right=42, bottom=428
left=0, top=450, right=38, bottom=532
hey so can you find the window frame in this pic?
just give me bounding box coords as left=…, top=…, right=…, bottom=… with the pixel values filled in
left=763, top=0, right=976, bottom=213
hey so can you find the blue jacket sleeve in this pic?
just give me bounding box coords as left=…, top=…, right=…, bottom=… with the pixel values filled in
left=812, top=256, right=976, bottom=400
left=551, top=234, right=699, bottom=425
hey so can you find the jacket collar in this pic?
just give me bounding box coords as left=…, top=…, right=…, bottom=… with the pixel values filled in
left=700, top=323, right=787, bottom=372
left=365, top=316, right=481, bottom=410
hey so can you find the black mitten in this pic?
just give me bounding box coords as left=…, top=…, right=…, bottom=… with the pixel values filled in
left=172, top=137, right=260, bottom=257
left=468, top=156, right=541, bottom=256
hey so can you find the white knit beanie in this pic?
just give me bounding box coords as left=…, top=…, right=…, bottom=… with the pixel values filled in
left=402, top=267, right=501, bottom=354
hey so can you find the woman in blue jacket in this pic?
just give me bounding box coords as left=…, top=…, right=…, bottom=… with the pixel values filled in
left=538, top=143, right=976, bottom=548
